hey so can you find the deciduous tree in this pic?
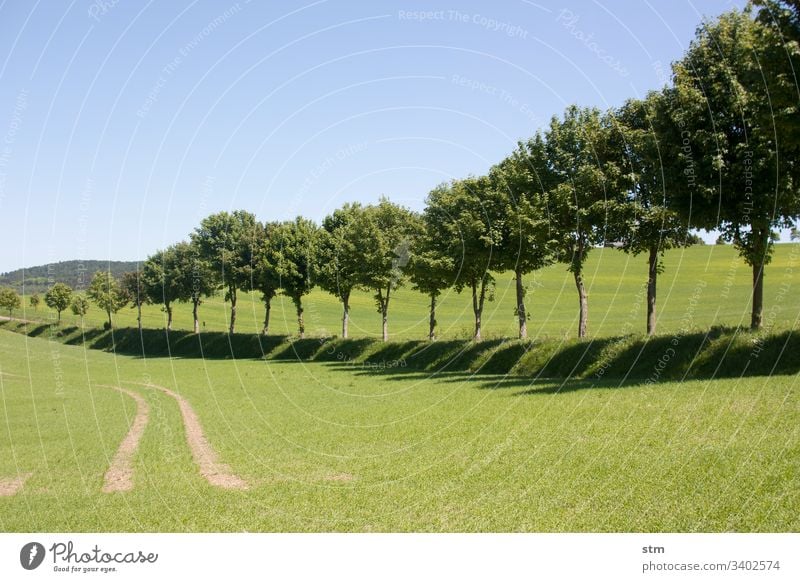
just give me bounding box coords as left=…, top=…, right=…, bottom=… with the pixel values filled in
left=44, top=283, right=72, bottom=323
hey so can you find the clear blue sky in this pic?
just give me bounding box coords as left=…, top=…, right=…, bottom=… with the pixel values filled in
left=0, top=0, right=748, bottom=273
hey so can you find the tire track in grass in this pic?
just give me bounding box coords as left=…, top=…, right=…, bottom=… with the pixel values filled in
left=128, top=382, right=248, bottom=490
left=95, top=385, right=149, bottom=493
left=0, top=473, right=31, bottom=496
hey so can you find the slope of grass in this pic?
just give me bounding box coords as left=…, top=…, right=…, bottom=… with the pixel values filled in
left=0, top=329, right=797, bottom=532
left=12, top=244, right=800, bottom=341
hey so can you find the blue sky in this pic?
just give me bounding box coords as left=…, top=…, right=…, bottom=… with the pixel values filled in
left=0, top=0, right=748, bottom=273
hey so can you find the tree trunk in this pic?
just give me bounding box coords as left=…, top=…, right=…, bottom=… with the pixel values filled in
left=193, top=299, right=200, bottom=334
left=262, top=299, right=272, bottom=336
left=515, top=269, right=527, bottom=340
left=294, top=297, right=305, bottom=339
left=472, top=280, right=487, bottom=341
left=228, top=286, right=237, bottom=334
left=428, top=293, right=437, bottom=341
left=574, top=269, right=588, bottom=339
left=751, top=259, right=765, bottom=330
left=166, top=304, right=173, bottom=331
left=378, top=287, right=392, bottom=342
left=107, top=309, right=113, bottom=329
left=137, top=302, right=142, bottom=332
left=341, top=291, right=350, bottom=339
left=647, top=247, right=658, bottom=336
left=57, top=309, right=61, bottom=324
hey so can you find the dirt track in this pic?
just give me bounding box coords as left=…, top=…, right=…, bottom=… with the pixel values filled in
left=96, top=384, right=150, bottom=493
left=129, top=381, right=248, bottom=490
left=0, top=473, right=31, bottom=496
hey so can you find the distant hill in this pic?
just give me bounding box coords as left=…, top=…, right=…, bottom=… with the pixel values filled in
left=0, top=260, right=141, bottom=293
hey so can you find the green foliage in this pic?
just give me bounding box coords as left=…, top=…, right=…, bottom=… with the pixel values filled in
left=69, top=295, right=90, bottom=320
left=29, top=293, right=41, bottom=310
left=267, top=217, right=319, bottom=336
left=0, top=286, right=21, bottom=315
left=0, top=260, right=139, bottom=293
left=44, top=282, right=73, bottom=322
left=191, top=210, right=260, bottom=333
left=86, top=271, right=128, bottom=328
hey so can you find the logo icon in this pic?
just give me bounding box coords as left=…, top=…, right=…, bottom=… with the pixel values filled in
left=20, top=542, right=45, bottom=570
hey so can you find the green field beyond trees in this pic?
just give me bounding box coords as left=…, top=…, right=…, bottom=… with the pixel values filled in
left=13, top=245, right=800, bottom=341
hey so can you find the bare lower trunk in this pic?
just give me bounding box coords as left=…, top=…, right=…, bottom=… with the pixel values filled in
left=294, top=298, right=305, bottom=339
left=262, top=300, right=271, bottom=336
left=647, top=247, right=658, bottom=336
left=106, top=310, right=113, bottom=329
left=137, top=303, right=142, bottom=332
left=377, top=287, right=390, bottom=342
left=574, top=269, right=588, bottom=339
left=751, top=259, right=764, bottom=330
left=341, top=292, right=350, bottom=339
left=472, top=279, right=487, bottom=341
left=515, top=269, right=527, bottom=339
left=166, top=304, right=173, bottom=331
left=228, top=287, right=237, bottom=334
left=428, top=293, right=437, bottom=341
left=193, top=299, right=200, bottom=334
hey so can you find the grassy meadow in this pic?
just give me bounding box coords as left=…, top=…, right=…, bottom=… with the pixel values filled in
left=0, top=243, right=798, bottom=532
left=14, top=244, right=800, bottom=340
left=0, top=329, right=797, bottom=532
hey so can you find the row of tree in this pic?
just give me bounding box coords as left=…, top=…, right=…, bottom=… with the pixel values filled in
left=5, top=2, right=797, bottom=341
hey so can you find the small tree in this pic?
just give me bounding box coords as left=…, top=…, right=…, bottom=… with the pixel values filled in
left=492, top=135, right=559, bottom=339
left=545, top=105, right=623, bottom=338
left=424, top=178, right=501, bottom=341
left=316, top=203, right=366, bottom=339
left=353, top=198, right=421, bottom=342
left=30, top=293, right=41, bottom=311
left=608, top=94, right=690, bottom=335
left=172, top=241, right=215, bottom=334
left=268, top=217, right=318, bottom=338
left=70, top=295, right=90, bottom=326
left=44, top=283, right=73, bottom=323
left=407, top=221, right=453, bottom=341
left=0, top=287, right=21, bottom=316
left=120, top=271, right=149, bottom=331
left=191, top=210, right=259, bottom=334
left=142, top=248, right=182, bottom=331
left=253, top=222, right=282, bottom=336
left=87, top=271, right=128, bottom=329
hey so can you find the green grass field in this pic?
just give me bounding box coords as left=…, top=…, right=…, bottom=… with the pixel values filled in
left=15, top=244, right=800, bottom=340
left=0, top=328, right=797, bottom=532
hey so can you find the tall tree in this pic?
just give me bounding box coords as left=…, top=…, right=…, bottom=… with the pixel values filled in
left=252, top=222, right=283, bottom=336
left=191, top=210, right=259, bottom=334
left=491, top=135, right=559, bottom=339
left=87, top=271, right=128, bottom=329
left=268, top=217, right=318, bottom=338
left=608, top=94, right=690, bottom=335
left=120, top=271, right=149, bottom=331
left=30, top=293, right=41, bottom=311
left=667, top=9, right=800, bottom=329
left=316, top=203, right=366, bottom=339
left=0, top=287, right=21, bottom=316
left=354, top=198, right=421, bottom=342
left=424, top=178, right=502, bottom=341
left=545, top=105, right=623, bottom=338
left=44, top=283, right=72, bottom=324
